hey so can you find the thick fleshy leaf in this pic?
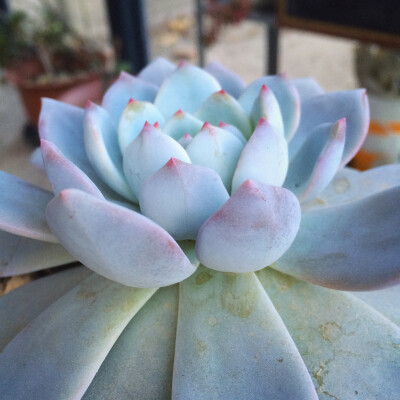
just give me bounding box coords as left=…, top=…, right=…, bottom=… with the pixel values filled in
left=83, top=285, right=178, bottom=400
left=140, top=159, right=229, bottom=240
left=137, top=57, right=175, bottom=87
left=0, top=266, right=91, bottom=350
left=83, top=102, right=136, bottom=201
left=284, top=119, right=346, bottom=202
left=352, top=286, right=400, bottom=327
left=154, top=62, right=221, bottom=118
left=118, top=99, right=165, bottom=154
left=289, top=89, right=370, bottom=166
left=232, top=118, right=288, bottom=193
left=101, top=72, right=158, bottom=123
left=195, top=89, right=252, bottom=138
left=0, top=273, right=156, bottom=400
left=39, top=98, right=118, bottom=198
left=177, top=133, right=193, bottom=148
left=218, top=122, right=247, bottom=144
left=204, top=61, right=246, bottom=98
left=196, top=180, right=301, bottom=273
left=123, top=122, right=191, bottom=199
left=0, top=172, right=56, bottom=242
left=258, top=268, right=400, bottom=400
left=41, top=139, right=104, bottom=199
left=305, top=164, right=400, bottom=211
left=239, top=74, right=300, bottom=141
left=186, top=122, right=244, bottom=192
left=250, top=85, right=284, bottom=135
left=291, top=77, right=324, bottom=102
left=29, top=146, right=45, bottom=171
left=275, top=186, right=400, bottom=290
left=163, top=110, right=203, bottom=141
left=46, top=189, right=196, bottom=288
left=0, top=230, right=75, bottom=277
left=172, top=267, right=318, bottom=400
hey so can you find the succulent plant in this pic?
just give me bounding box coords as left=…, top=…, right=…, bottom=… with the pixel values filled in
left=1, top=58, right=400, bottom=399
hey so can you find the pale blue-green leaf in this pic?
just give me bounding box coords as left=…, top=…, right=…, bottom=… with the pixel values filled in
left=250, top=84, right=284, bottom=136
left=41, top=139, right=104, bottom=198
left=186, top=122, right=243, bottom=192
left=232, top=118, right=288, bottom=193
left=0, top=273, right=156, bottom=400
left=29, top=146, right=45, bottom=171
left=0, top=229, right=75, bottom=277
left=204, top=61, right=246, bottom=98
left=39, top=98, right=120, bottom=198
left=218, top=122, right=247, bottom=145
left=304, top=164, right=400, bottom=211
left=172, top=267, right=318, bottom=400
left=154, top=62, right=221, bottom=118
left=140, top=159, right=229, bottom=240
left=46, top=189, right=196, bottom=287
left=284, top=119, right=346, bottom=203
left=289, top=89, right=370, bottom=166
left=118, top=99, right=165, bottom=154
left=177, top=133, right=193, bottom=148
left=0, top=266, right=91, bottom=351
left=196, top=180, right=301, bottom=273
left=195, top=90, right=252, bottom=138
left=352, top=286, right=400, bottom=326
left=101, top=72, right=158, bottom=123
left=257, top=268, right=400, bottom=400
left=0, top=172, right=56, bottom=242
left=163, top=110, right=203, bottom=141
left=238, top=74, right=300, bottom=141
left=83, top=102, right=136, bottom=202
left=123, top=122, right=191, bottom=199
left=291, top=77, right=324, bottom=102
left=178, top=240, right=200, bottom=268
left=137, top=57, right=175, bottom=87
left=276, top=186, right=400, bottom=290
left=82, top=285, right=178, bottom=400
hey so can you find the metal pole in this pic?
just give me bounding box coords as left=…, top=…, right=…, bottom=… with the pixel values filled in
left=105, top=0, right=149, bottom=74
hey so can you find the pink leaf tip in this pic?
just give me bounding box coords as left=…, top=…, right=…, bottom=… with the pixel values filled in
left=153, top=121, right=161, bottom=129
left=178, top=60, right=188, bottom=68
left=128, top=98, right=136, bottom=105
left=174, top=109, right=184, bottom=117
left=260, top=84, right=269, bottom=93
left=217, top=89, right=227, bottom=95
left=257, top=117, right=269, bottom=126
left=218, top=122, right=228, bottom=127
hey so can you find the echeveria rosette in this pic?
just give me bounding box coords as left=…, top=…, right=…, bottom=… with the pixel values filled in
left=0, top=58, right=400, bottom=399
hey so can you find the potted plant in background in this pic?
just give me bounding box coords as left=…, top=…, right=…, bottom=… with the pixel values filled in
left=352, top=43, right=400, bottom=169
left=0, top=5, right=111, bottom=145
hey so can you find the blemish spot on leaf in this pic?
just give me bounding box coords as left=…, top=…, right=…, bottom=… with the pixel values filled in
left=333, top=177, right=350, bottom=193
left=320, top=321, right=343, bottom=342
left=197, top=339, right=207, bottom=357
left=195, top=270, right=213, bottom=285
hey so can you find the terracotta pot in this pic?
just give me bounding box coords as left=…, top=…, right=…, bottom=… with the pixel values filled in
left=16, top=73, right=103, bottom=127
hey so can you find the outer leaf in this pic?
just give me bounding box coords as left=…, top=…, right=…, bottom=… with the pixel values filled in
left=83, top=102, right=136, bottom=201
left=137, top=57, right=175, bottom=87
left=0, top=266, right=91, bottom=350
left=185, top=122, right=244, bottom=192
left=195, top=89, right=252, bottom=138
left=239, top=74, right=300, bottom=141
left=154, top=61, right=221, bottom=118
left=0, top=230, right=75, bottom=277
left=275, top=186, right=400, bottom=290
left=258, top=268, right=400, bottom=400
left=41, top=139, right=104, bottom=198
left=291, top=77, right=324, bottom=102
left=101, top=72, right=158, bottom=123
left=83, top=285, right=178, bottom=400
left=0, top=273, right=156, bottom=400
left=39, top=98, right=119, bottom=198
left=289, top=89, right=370, bottom=166
left=284, top=119, right=346, bottom=203
left=118, top=99, right=165, bottom=154
left=196, top=180, right=301, bottom=273
left=46, top=189, right=197, bottom=288
left=0, top=172, right=56, bottom=242
left=218, top=122, right=247, bottom=144
left=172, top=267, right=318, bottom=400
left=232, top=118, right=288, bottom=193
left=123, top=122, right=191, bottom=199
left=204, top=61, right=246, bottom=98
left=139, top=159, right=229, bottom=240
